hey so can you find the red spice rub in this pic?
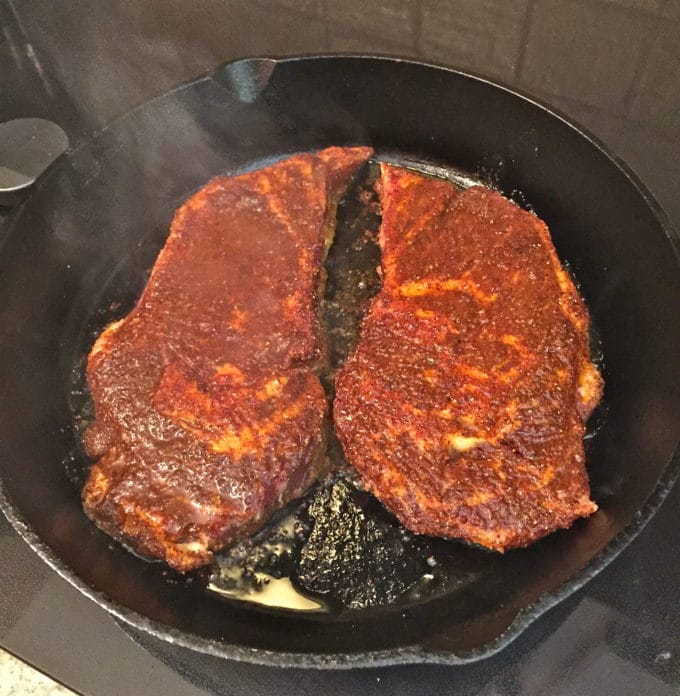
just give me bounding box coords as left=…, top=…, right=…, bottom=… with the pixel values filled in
left=334, top=164, right=603, bottom=551
left=82, top=146, right=372, bottom=572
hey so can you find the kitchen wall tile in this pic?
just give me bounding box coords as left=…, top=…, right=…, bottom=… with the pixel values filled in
left=231, top=5, right=328, bottom=56
left=326, top=0, right=418, bottom=49
left=597, top=0, right=661, bottom=13
left=658, top=0, right=680, bottom=18
left=533, top=92, right=628, bottom=149
left=11, top=0, right=330, bottom=128
left=327, top=29, right=415, bottom=57
left=614, top=122, right=680, bottom=223
left=267, top=0, right=325, bottom=18
left=418, top=0, right=529, bottom=83
left=520, top=0, right=654, bottom=110
left=628, top=25, right=680, bottom=132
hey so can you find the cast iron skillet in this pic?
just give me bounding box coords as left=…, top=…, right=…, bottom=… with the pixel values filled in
left=0, top=56, right=679, bottom=668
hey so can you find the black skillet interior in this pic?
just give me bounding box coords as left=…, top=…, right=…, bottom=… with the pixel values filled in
left=0, top=56, right=679, bottom=667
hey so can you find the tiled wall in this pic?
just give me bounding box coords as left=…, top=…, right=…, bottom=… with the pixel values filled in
left=3, top=0, right=679, bottom=218
left=5, top=0, right=677, bottom=134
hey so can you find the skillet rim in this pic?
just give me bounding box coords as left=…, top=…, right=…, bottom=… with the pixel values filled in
left=0, top=53, right=678, bottom=669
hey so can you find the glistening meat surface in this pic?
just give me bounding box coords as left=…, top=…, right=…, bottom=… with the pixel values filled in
left=82, top=147, right=372, bottom=572
left=334, top=164, right=603, bottom=551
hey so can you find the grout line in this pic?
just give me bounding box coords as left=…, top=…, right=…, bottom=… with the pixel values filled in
left=589, top=0, right=672, bottom=21
left=323, top=0, right=330, bottom=50
left=515, top=0, right=535, bottom=84
left=412, top=0, right=424, bottom=58
left=621, top=13, right=663, bottom=119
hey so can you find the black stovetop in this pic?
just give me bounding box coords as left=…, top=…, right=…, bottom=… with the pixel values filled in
left=1, top=1, right=679, bottom=694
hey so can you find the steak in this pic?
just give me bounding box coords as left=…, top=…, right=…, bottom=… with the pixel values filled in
left=334, top=164, right=603, bottom=552
left=82, top=146, right=372, bottom=572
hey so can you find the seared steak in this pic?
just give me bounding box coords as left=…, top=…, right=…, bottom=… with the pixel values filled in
left=334, top=164, right=603, bottom=551
left=82, top=146, right=372, bottom=572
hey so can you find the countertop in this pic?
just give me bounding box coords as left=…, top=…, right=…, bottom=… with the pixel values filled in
left=0, top=649, right=76, bottom=695
left=1, top=1, right=679, bottom=694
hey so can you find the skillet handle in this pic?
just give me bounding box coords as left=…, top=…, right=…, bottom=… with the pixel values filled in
left=0, top=118, right=69, bottom=207
left=210, top=57, right=278, bottom=103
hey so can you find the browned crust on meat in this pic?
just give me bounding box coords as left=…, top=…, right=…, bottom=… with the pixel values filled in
left=334, top=164, right=602, bottom=552
left=82, top=146, right=372, bottom=571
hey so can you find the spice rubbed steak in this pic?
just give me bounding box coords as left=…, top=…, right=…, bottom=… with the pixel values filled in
left=82, top=146, right=372, bottom=572
left=334, top=165, right=603, bottom=552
